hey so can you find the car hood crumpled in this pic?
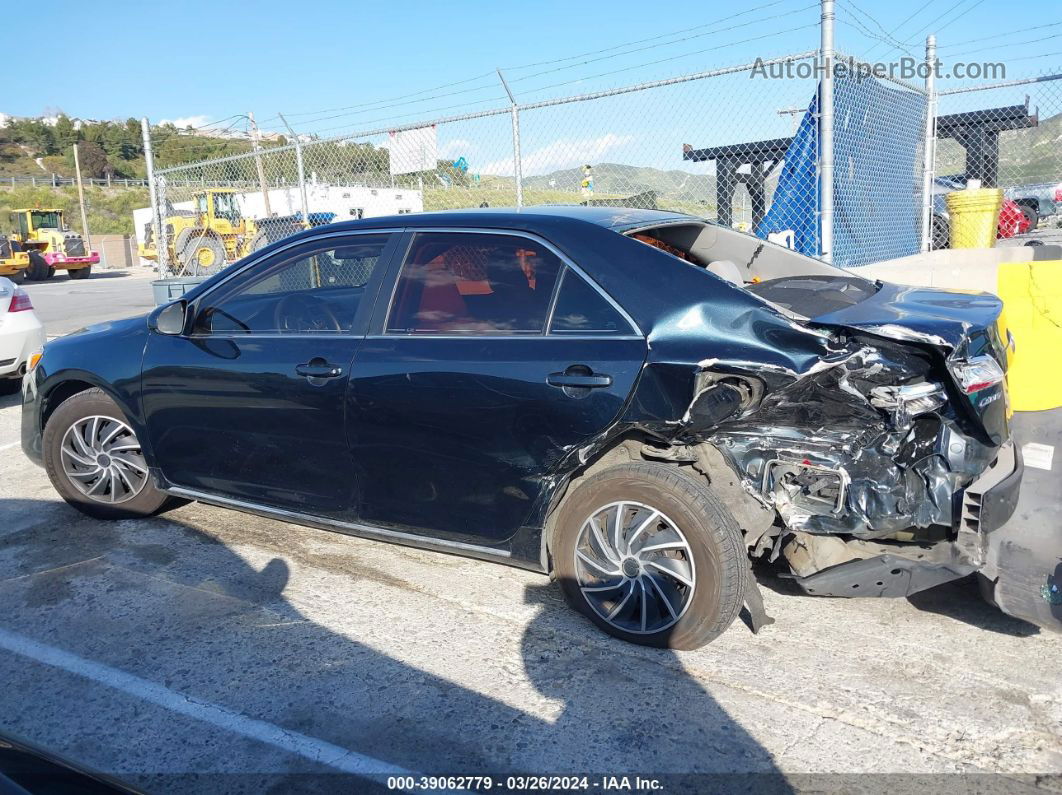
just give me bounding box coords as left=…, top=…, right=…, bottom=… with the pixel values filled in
left=809, top=282, right=1004, bottom=352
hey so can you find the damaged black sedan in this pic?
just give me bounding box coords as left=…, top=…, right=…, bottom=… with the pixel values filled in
left=22, top=207, right=1034, bottom=648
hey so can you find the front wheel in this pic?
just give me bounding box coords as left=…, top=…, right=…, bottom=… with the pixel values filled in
left=25, top=251, right=50, bottom=281
left=68, top=265, right=92, bottom=280
left=42, top=388, right=174, bottom=520
left=551, top=462, right=747, bottom=649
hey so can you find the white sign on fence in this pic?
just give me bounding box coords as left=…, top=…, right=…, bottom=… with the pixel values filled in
left=388, top=126, right=438, bottom=176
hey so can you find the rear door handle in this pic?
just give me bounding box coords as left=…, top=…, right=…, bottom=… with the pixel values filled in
left=296, top=359, right=343, bottom=379
left=547, top=372, right=612, bottom=388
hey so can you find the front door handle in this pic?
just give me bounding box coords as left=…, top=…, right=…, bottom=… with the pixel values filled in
left=296, top=359, right=343, bottom=379
left=547, top=372, right=612, bottom=389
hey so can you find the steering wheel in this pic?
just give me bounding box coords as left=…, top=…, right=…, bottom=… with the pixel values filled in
left=274, top=292, right=342, bottom=333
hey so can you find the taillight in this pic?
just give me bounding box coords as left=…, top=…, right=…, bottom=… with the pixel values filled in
left=8, top=288, right=33, bottom=313
left=950, top=355, right=1004, bottom=394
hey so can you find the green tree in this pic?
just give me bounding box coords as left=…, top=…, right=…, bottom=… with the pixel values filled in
left=74, top=141, right=112, bottom=179
left=53, top=115, right=79, bottom=151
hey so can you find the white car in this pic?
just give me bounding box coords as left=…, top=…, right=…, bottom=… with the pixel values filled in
left=0, top=277, right=46, bottom=395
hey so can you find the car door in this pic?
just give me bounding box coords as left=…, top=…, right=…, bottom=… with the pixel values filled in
left=348, top=229, right=647, bottom=546
left=141, top=230, right=399, bottom=519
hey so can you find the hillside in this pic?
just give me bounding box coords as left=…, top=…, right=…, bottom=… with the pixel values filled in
left=523, top=162, right=716, bottom=199
left=0, top=185, right=148, bottom=237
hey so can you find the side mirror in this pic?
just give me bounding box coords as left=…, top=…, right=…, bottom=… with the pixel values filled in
left=152, top=301, right=188, bottom=336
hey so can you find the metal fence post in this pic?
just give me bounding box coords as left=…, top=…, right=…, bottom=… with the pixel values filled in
left=919, top=35, right=938, bottom=253
left=819, top=0, right=835, bottom=263
left=141, top=117, right=168, bottom=277
left=279, top=113, right=310, bottom=224
left=497, top=69, right=523, bottom=207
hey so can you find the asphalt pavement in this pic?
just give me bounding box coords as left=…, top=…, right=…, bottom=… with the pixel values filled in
left=0, top=267, right=1059, bottom=792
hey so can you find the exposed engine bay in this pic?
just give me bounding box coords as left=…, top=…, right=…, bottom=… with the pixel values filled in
left=625, top=220, right=1019, bottom=601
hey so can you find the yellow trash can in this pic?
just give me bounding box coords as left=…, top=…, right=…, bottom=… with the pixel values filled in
left=946, top=188, right=1003, bottom=249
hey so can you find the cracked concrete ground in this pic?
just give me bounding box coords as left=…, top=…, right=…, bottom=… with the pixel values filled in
left=0, top=274, right=1059, bottom=792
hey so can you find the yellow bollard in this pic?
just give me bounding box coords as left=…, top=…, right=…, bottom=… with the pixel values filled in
left=997, top=260, right=1062, bottom=411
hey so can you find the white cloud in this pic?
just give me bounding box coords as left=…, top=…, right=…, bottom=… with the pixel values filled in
left=159, top=115, right=213, bottom=130
left=478, top=133, right=634, bottom=177
left=439, top=137, right=474, bottom=159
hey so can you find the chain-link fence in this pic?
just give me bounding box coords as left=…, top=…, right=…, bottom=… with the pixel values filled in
left=932, top=73, right=1062, bottom=243
left=142, top=37, right=1062, bottom=277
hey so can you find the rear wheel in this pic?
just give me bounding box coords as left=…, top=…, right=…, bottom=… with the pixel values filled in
left=551, top=462, right=747, bottom=649
left=68, top=265, right=92, bottom=280
left=180, top=237, right=226, bottom=276
left=25, top=251, right=50, bottom=281
left=42, top=388, right=173, bottom=520
left=8, top=267, right=26, bottom=285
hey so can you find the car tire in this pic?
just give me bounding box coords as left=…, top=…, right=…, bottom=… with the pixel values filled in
left=25, top=251, right=50, bottom=281
left=932, top=214, right=950, bottom=250
left=42, top=387, right=174, bottom=520
left=551, top=461, right=747, bottom=650
left=68, top=265, right=92, bottom=280
left=8, top=268, right=26, bottom=285
left=1020, top=205, right=1038, bottom=232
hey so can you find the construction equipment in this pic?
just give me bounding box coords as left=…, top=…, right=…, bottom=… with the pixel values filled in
left=139, top=188, right=305, bottom=276
left=0, top=236, right=30, bottom=284
left=8, top=208, right=99, bottom=281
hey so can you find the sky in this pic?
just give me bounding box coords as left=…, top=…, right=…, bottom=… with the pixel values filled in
left=5, top=0, right=1060, bottom=176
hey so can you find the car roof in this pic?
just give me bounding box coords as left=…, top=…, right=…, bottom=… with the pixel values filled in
left=303, top=205, right=698, bottom=234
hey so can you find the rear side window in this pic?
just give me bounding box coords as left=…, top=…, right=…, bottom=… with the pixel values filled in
left=386, top=232, right=562, bottom=334
left=548, top=268, right=636, bottom=335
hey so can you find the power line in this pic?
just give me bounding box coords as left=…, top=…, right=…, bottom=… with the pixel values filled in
left=276, top=71, right=498, bottom=121
left=861, top=3, right=939, bottom=59
left=947, top=32, right=1062, bottom=60
left=503, top=0, right=795, bottom=71
left=939, top=22, right=1062, bottom=49
left=272, top=0, right=809, bottom=131
left=901, top=0, right=987, bottom=46
left=506, top=2, right=818, bottom=88
left=837, top=0, right=915, bottom=56
left=515, top=23, right=820, bottom=100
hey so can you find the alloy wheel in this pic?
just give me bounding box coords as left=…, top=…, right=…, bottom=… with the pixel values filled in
left=60, top=415, right=149, bottom=504
left=573, top=500, right=696, bottom=634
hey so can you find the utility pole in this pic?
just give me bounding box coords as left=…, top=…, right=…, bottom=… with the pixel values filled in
left=819, top=0, right=835, bottom=263
left=497, top=68, right=523, bottom=208
left=141, top=117, right=167, bottom=276
left=248, top=111, right=272, bottom=216
left=920, top=34, right=938, bottom=253
left=72, top=142, right=92, bottom=251
left=278, top=112, right=310, bottom=224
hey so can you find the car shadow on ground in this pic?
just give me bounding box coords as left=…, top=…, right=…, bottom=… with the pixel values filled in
left=0, top=498, right=793, bottom=793
left=0, top=391, right=21, bottom=411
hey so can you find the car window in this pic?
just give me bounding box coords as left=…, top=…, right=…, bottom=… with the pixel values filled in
left=385, top=232, right=563, bottom=334
left=548, top=267, right=636, bottom=335
left=195, top=234, right=390, bottom=335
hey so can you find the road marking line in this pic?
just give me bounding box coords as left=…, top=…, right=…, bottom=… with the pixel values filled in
left=0, top=627, right=414, bottom=777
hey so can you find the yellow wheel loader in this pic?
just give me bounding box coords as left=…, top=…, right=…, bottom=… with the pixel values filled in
left=9, top=208, right=99, bottom=281
left=139, top=189, right=304, bottom=276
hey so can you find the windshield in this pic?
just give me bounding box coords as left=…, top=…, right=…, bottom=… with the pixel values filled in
left=213, top=192, right=241, bottom=221
left=30, top=211, right=62, bottom=230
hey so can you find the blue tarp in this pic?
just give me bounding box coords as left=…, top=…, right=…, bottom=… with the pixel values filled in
left=755, top=76, right=927, bottom=267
